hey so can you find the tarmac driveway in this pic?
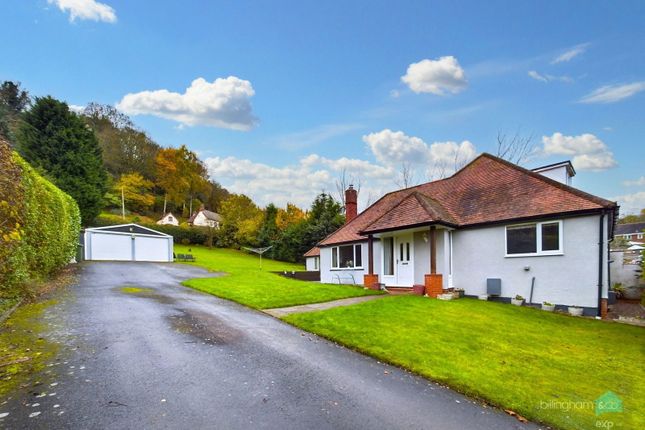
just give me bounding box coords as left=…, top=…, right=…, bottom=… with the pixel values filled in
left=0, top=262, right=538, bottom=429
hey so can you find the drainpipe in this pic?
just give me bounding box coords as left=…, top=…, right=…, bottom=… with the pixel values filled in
left=597, top=211, right=605, bottom=317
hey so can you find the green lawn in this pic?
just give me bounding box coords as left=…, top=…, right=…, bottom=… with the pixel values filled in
left=175, top=245, right=381, bottom=309
left=283, top=295, right=644, bottom=430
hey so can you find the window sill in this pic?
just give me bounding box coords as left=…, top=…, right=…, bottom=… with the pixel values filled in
left=505, top=252, right=564, bottom=258
left=330, top=267, right=364, bottom=271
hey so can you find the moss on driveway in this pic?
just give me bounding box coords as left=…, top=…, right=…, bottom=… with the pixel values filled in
left=283, top=295, right=644, bottom=430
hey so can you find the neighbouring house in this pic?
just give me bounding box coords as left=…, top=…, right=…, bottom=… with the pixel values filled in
left=157, top=212, right=179, bottom=226
left=304, top=247, right=320, bottom=271
left=188, top=207, right=222, bottom=228
left=614, top=222, right=645, bottom=243
left=311, top=153, right=618, bottom=317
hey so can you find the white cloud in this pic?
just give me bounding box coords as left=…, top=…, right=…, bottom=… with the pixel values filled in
left=541, top=132, right=617, bottom=171
left=48, top=0, right=116, bottom=23
left=623, top=176, right=645, bottom=187
left=362, top=129, right=477, bottom=178
left=528, top=70, right=548, bottom=83
left=579, top=82, right=645, bottom=104
left=551, top=43, right=589, bottom=64
left=204, top=154, right=395, bottom=208
left=68, top=104, right=85, bottom=113
left=205, top=130, right=479, bottom=208
left=401, top=56, right=467, bottom=95
left=528, top=70, right=573, bottom=83
left=612, top=191, right=645, bottom=215
left=116, top=76, right=257, bottom=131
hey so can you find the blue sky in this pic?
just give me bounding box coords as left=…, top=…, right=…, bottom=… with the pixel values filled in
left=2, top=0, right=644, bottom=212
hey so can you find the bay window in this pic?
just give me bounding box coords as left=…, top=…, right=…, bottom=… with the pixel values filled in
left=506, top=220, right=563, bottom=256
left=331, top=244, right=363, bottom=269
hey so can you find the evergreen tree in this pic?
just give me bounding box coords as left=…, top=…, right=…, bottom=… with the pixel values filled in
left=17, top=96, right=107, bottom=225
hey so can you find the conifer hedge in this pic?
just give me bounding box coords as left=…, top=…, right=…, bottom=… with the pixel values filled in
left=0, top=138, right=80, bottom=300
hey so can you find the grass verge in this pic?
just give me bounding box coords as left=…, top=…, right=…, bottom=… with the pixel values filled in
left=283, top=295, right=644, bottom=430
left=175, top=245, right=382, bottom=309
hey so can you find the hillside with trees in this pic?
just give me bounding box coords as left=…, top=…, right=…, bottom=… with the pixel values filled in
left=0, top=80, right=344, bottom=263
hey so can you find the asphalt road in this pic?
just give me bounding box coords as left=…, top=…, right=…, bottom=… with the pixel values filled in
left=0, top=262, right=540, bottom=429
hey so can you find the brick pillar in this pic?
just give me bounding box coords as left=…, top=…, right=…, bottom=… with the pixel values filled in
left=364, top=274, right=380, bottom=290
left=425, top=274, right=443, bottom=298
left=600, top=298, right=608, bottom=319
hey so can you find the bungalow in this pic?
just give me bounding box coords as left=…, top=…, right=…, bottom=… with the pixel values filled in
left=157, top=212, right=179, bottom=226
left=614, top=222, right=645, bottom=243
left=304, top=247, right=320, bottom=271
left=313, top=154, right=618, bottom=317
left=188, top=207, right=222, bottom=228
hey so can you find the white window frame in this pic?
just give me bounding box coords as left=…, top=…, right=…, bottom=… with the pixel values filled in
left=331, top=244, right=363, bottom=270
left=505, top=220, right=564, bottom=257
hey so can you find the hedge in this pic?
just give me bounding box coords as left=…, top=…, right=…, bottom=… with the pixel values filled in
left=0, top=143, right=81, bottom=300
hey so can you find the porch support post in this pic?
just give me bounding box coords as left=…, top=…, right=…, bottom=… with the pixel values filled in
left=430, top=226, right=437, bottom=274
left=368, top=235, right=374, bottom=275
left=363, top=235, right=379, bottom=290
left=425, top=225, right=443, bottom=298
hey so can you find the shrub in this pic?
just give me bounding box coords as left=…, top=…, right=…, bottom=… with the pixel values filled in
left=0, top=148, right=80, bottom=299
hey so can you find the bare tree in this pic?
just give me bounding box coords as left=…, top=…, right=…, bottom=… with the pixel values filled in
left=335, top=168, right=361, bottom=207
left=496, top=129, right=535, bottom=165
left=394, top=162, right=418, bottom=189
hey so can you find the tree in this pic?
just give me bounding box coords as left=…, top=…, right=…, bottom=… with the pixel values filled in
left=219, top=194, right=263, bottom=246
left=335, top=168, right=361, bottom=209
left=17, top=96, right=107, bottom=225
left=155, top=147, right=188, bottom=212
left=113, top=172, right=155, bottom=213
left=618, top=209, right=645, bottom=224
left=0, top=81, right=30, bottom=142
left=276, top=203, right=305, bottom=230
left=496, top=129, right=535, bottom=165
left=82, top=103, right=161, bottom=181
left=257, top=203, right=280, bottom=247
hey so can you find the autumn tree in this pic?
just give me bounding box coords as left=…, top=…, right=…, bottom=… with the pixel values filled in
left=276, top=203, right=305, bottom=230
left=112, top=172, right=155, bottom=213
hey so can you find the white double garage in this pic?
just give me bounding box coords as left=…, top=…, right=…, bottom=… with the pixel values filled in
left=84, top=224, right=174, bottom=262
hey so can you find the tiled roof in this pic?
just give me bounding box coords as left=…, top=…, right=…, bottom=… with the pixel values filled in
left=318, top=153, right=616, bottom=246
left=615, top=222, right=645, bottom=235
left=304, top=247, right=320, bottom=257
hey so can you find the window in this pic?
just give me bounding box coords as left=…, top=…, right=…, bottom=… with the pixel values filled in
left=506, top=220, right=563, bottom=256
left=383, top=238, right=394, bottom=275
left=331, top=244, right=363, bottom=269
left=314, top=257, right=319, bottom=270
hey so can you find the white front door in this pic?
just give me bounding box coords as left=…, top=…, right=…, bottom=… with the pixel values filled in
left=395, top=234, right=414, bottom=286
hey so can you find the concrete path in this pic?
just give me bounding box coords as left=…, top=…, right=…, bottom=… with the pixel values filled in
left=264, top=294, right=385, bottom=318
left=0, top=262, right=538, bottom=430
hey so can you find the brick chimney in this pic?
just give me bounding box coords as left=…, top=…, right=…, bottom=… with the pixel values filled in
left=345, top=185, right=357, bottom=224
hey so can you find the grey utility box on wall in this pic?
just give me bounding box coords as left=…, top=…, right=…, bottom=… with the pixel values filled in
left=487, top=278, right=502, bottom=296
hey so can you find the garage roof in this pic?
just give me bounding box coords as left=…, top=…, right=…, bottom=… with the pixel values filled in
left=86, top=223, right=171, bottom=237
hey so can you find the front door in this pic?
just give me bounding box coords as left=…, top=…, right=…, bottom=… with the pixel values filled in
left=395, top=234, right=414, bottom=286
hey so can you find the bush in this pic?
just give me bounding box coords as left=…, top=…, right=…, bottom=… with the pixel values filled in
left=0, top=146, right=80, bottom=299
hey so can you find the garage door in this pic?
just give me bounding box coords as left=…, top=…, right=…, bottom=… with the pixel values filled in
left=88, top=232, right=133, bottom=261
left=134, top=236, right=171, bottom=262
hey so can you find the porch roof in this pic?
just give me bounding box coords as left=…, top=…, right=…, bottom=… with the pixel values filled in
left=361, top=192, right=457, bottom=234
left=318, top=153, right=617, bottom=247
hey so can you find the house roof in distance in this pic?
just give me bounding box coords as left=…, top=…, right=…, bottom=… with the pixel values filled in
left=615, top=222, right=645, bottom=235
left=188, top=209, right=222, bottom=223
left=318, top=153, right=617, bottom=246
left=304, top=247, right=320, bottom=257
